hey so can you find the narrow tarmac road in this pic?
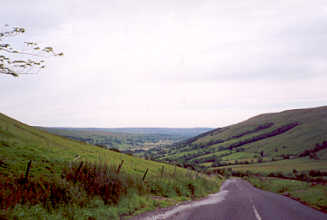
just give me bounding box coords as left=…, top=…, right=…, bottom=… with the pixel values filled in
left=130, top=178, right=327, bottom=220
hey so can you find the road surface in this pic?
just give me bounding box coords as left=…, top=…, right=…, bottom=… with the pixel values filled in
left=130, top=178, right=327, bottom=220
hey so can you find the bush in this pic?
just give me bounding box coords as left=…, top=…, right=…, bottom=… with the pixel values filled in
left=63, top=161, right=136, bottom=205
left=0, top=174, right=76, bottom=210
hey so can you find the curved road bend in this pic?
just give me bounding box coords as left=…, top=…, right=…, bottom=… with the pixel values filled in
left=130, top=178, right=327, bottom=220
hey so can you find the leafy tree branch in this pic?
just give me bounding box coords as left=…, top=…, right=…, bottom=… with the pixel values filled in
left=0, top=25, right=63, bottom=77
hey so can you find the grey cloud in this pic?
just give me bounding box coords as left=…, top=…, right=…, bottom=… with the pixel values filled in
left=1, top=0, right=327, bottom=127
left=1, top=1, right=71, bottom=30
left=159, top=13, right=327, bottom=83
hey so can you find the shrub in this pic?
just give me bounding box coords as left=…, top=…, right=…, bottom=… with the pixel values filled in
left=0, top=174, right=76, bottom=210
left=63, top=162, right=133, bottom=205
left=188, top=183, right=195, bottom=196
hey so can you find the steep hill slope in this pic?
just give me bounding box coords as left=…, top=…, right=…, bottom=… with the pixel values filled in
left=150, top=106, right=327, bottom=169
left=0, top=112, right=172, bottom=177
left=0, top=113, right=219, bottom=219
left=0, top=112, right=215, bottom=178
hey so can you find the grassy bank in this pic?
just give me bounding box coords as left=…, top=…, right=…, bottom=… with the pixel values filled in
left=0, top=161, right=221, bottom=219
left=0, top=113, right=221, bottom=219
left=245, top=176, right=327, bottom=213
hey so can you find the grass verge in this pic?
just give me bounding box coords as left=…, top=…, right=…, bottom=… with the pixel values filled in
left=0, top=161, right=221, bottom=219
left=245, top=176, right=327, bottom=213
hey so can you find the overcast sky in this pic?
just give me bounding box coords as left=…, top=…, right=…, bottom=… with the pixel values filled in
left=1, top=0, right=326, bottom=128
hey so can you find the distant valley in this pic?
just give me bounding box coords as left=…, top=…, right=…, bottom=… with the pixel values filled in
left=38, top=127, right=212, bottom=153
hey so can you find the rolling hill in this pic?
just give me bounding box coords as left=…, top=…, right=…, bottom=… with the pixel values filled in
left=149, top=106, right=327, bottom=170
left=0, top=113, right=219, bottom=219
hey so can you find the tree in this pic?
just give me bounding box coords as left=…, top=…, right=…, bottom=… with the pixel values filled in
left=0, top=25, right=63, bottom=77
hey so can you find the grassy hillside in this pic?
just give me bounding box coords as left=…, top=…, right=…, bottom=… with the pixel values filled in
left=0, top=113, right=220, bottom=219
left=150, top=106, right=327, bottom=169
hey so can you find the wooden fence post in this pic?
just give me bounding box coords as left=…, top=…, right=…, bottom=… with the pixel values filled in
left=160, top=165, right=165, bottom=178
left=116, top=160, right=124, bottom=174
left=173, top=165, right=177, bottom=177
left=24, top=160, right=32, bottom=183
left=74, top=161, right=84, bottom=183
left=142, top=168, right=149, bottom=181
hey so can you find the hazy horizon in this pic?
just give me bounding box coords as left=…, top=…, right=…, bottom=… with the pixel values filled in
left=18, top=104, right=327, bottom=128
left=1, top=0, right=327, bottom=128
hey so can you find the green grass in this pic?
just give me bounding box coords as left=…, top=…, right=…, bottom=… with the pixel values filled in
left=220, top=158, right=327, bottom=174
left=1, top=196, right=162, bottom=220
left=221, top=152, right=256, bottom=161
left=0, top=113, right=189, bottom=178
left=195, top=150, right=232, bottom=160
left=0, top=113, right=221, bottom=219
left=201, top=162, right=213, bottom=167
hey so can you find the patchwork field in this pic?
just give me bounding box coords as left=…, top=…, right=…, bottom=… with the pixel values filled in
left=39, top=127, right=212, bottom=151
